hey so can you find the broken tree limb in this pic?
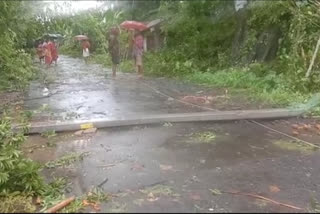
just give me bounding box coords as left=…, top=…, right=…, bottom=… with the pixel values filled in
left=306, top=35, right=320, bottom=78
left=44, top=196, right=75, bottom=213
left=222, top=191, right=303, bottom=211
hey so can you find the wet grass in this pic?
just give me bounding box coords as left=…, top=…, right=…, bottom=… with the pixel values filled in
left=273, top=140, right=318, bottom=154
left=0, top=194, right=36, bottom=213
left=41, top=130, right=57, bottom=139
left=140, top=185, right=179, bottom=197
left=191, top=131, right=216, bottom=144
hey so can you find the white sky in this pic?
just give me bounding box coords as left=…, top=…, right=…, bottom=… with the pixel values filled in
left=44, top=1, right=107, bottom=15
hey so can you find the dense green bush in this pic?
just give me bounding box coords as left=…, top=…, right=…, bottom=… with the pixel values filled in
left=0, top=1, right=42, bottom=90
left=0, top=117, right=45, bottom=195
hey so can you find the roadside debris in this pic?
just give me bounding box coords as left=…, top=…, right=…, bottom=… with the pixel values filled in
left=221, top=191, right=303, bottom=211
left=44, top=196, right=75, bottom=213
left=97, top=178, right=109, bottom=188
left=45, top=152, right=90, bottom=168
left=159, top=164, right=173, bottom=171
left=250, top=120, right=320, bottom=149
left=191, top=131, right=216, bottom=144
left=269, top=185, right=280, bottom=193
left=273, top=140, right=318, bottom=154
left=147, top=192, right=159, bottom=202
left=74, top=130, right=84, bottom=136
left=209, top=189, right=222, bottom=196
left=163, top=122, right=173, bottom=127
left=41, top=130, right=57, bottom=139
left=140, top=184, right=179, bottom=198
left=74, top=127, right=97, bottom=136
left=181, top=96, right=211, bottom=104
left=83, top=127, right=97, bottom=134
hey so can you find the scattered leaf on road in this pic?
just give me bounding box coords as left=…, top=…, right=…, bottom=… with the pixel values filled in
left=209, top=188, right=222, bottom=195
left=147, top=192, right=159, bottom=202
left=292, top=131, right=299, bottom=136
left=315, top=124, right=320, bottom=130
left=74, top=130, right=83, bottom=136
left=291, top=124, right=300, bottom=129
left=269, top=185, right=280, bottom=193
left=163, top=122, right=173, bottom=127
left=160, top=164, right=173, bottom=171
left=83, top=127, right=97, bottom=134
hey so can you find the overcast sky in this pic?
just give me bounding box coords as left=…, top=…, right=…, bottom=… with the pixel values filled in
left=43, top=1, right=109, bottom=15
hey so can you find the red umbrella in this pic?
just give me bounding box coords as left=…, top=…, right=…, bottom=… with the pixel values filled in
left=120, top=21, right=148, bottom=31
left=74, top=35, right=88, bottom=41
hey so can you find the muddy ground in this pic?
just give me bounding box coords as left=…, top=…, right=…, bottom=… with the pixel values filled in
left=17, top=56, right=320, bottom=212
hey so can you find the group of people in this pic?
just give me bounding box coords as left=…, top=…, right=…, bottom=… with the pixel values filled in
left=36, top=38, right=59, bottom=67
left=80, top=27, right=144, bottom=78
left=107, top=28, right=144, bottom=77
left=36, top=28, right=144, bottom=76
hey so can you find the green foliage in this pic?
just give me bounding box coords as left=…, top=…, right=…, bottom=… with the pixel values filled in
left=0, top=1, right=42, bottom=91
left=0, top=116, right=45, bottom=195
left=90, top=53, right=112, bottom=68
left=142, top=0, right=320, bottom=107
left=0, top=193, right=36, bottom=213
left=41, top=130, right=57, bottom=139
left=39, top=177, right=69, bottom=212
left=185, top=66, right=307, bottom=106
left=52, top=9, right=129, bottom=56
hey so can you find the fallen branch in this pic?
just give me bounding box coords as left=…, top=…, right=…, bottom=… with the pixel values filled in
left=44, top=196, right=75, bottom=213
left=222, top=191, right=302, bottom=211
left=97, top=178, right=109, bottom=188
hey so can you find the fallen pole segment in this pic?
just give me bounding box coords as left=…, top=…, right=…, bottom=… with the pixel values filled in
left=13, top=108, right=304, bottom=134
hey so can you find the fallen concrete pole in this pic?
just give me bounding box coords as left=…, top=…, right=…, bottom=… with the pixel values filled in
left=13, top=108, right=305, bottom=134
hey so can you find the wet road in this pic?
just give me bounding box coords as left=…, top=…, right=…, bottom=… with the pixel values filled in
left=24, top=56, right=204, bottom=122
left=24, top=55, right=270, bottom=123
left=23, top=56, right=320, bottom=212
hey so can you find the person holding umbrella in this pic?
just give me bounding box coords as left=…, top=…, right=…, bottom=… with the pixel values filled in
left=133, top=31, right=144, bottom=76
left=108, top=27, right=120, bottom=77
left=120, top=21, right=148, bottom=77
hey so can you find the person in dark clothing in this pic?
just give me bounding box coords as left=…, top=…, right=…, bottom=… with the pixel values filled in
left=108, top=27, right=120, bottom=77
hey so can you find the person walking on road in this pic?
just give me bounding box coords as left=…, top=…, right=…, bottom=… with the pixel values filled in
left=36, top=40, right=45, bottom=64
left=82, top=39, right=90, bottom=64
left=51, top=39, right=59, bottom=66
left=133, top=31, right=144, bottom=76
left=44, top=39, right=53, bottom=68
left=108, top=27, right=120, bottom=77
